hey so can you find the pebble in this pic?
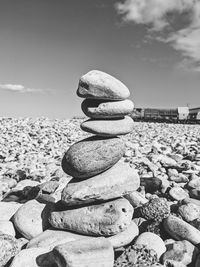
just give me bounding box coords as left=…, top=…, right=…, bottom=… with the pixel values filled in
left=163, top=215, right=200, bottom=245
left=0, top=220, right=16, bottom=236
left=49, top=198, right=133, bottom=236
left=124, top=191, right=148, bottom=208
left=134, top=232, right=166, bottom=259
left=0, top=233, right=20, bottom=266
left=27, top=228, right=93, bottom=249
left=62, top=136, right=125, bottom=179
left=107, top=221, right=139, bottom=248
left=0, top=202, right=22, bottom=220
left=81, top=99, right=134, bottom=118
left=114, top=244, right=158, bottom=267
left=53, top=237, right=114, bottom=267
left=140, top=177, right=162, bottom=193
left=169, top=187, right=189, bottom=201
left=80, top=116, right=134, bottom=136
left=61, top=161, right=140, bottom=206
left=9, top=247, right=55, bottom=267
left=162, top=240, right=199, bottom=266
left=12, top=199, right=54, bottom=240
left=77, top=70, right=130, bottom=100
left=189, top=188, right=200, bottom=200
left=178, top=203, right=200, bottom=222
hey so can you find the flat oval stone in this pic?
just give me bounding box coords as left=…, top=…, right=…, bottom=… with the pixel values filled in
left=81, top=99, right=134, bottom=119
left=12, top=199, right=54, bottom=240
left=163, top=215, right=200, bottom=245
left=53, top=237, right=114, bottom=267
left=135, top=232, right=166, bottom=259
left=27, top=228, right=94, bottom=250
left=62, top=136, right=125, bottom=179
left=49, top=198, right=133, bottom=236
left=61, top=161, right=140, bottom=206
left=77, top=70, right=130, bottom=100
left=80, top=116, right=134, bottom=136
left=107, top=221, right=139, bottom=248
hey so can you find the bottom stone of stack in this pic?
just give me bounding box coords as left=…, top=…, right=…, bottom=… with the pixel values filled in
left=49, top=198, right=134, bottom=236
left=53, top=237, right=114, bottom=267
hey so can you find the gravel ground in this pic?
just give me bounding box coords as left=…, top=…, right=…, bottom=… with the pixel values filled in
left=0, top=117, right=200, bottom=198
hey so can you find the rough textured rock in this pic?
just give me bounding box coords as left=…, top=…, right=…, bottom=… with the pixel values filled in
left=163, top=215, right=200, bottom=245
left=12, top=199, right=54, bottom=240
left=107, top=221, right=139, bottom=248
left=80, top=116, right=134, bottom=136
left=162, top=240, right=199, bottom=266
left=0, top=234, right=20, bottom=266
left=0, top=202, right=22, bottom=220
left=61, top=161, right=140, bottom=206
left=77, top=70, right=130, bottom=100
left=27, top=228, right=93, bottom=249
left=49, top=198, right=133, bottom=236
left=81, top=99, right=134, bottom=118
left=139, top=198, right=170, bottom=222
left=9, top=247, right=55, bottom=267
left=134, top=232, right=166, bottom=259
left=53, top=237, right=114, bottom=267
left=0, top=220, right=16, bottom=236
left=62, top=136, right=125, bottom=179
left=114, top=244, right=158, bottom=267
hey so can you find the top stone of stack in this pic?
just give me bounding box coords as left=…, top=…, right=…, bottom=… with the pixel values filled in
left=77, top=70, right=130, bottom=100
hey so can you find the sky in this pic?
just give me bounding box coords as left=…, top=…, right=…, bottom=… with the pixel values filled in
left=0, top=0, right=200, bottom=118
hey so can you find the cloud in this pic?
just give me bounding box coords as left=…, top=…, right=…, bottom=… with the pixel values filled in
left=116, top=0, right=200, bottom=71
left=0, top=84, right=50, bottom=93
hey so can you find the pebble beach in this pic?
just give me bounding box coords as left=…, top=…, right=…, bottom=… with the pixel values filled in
left=1, top=70, right=200, bottom=267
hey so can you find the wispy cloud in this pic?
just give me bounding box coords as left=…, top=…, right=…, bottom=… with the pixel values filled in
left=0, top=84, right=51, bottom=93
left=116, top=0, right=200, bottom=71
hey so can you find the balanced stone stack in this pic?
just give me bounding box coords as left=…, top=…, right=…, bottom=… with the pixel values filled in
left=49, top=70, right=140, bottom=266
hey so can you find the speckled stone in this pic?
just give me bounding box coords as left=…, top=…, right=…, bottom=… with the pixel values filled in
left=178, top=203, right=200, bottom=222
left=81, top=99, right=134, bottom=118
left=61, top=161, right=140, bottom=206
left=53, top=237, right=114, bottom=267
left=80, top=116, right=134, bottom=136
left=62, top=136, right=125, bottom=179
left=169, top=187, right=189, bottom=201
left=163, top=215, right=200, bottom=245
left=0, top=234, right=20, bottom=266
left=77, top=70, right=130, bottom=100
left=49, top=198, right=133, bottom=236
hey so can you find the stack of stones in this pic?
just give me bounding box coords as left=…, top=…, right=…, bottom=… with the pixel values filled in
left=48, top=70, right=140, bottom=266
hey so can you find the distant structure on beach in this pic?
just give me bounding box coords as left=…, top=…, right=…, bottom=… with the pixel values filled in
left=131, top=106, right=200, bottom=123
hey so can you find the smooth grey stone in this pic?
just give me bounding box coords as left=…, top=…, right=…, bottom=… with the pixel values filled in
left=163, top=215, right=200, bottom=245
left=81, top=99, right=134, bottom=119
left=61, top=161, right=140, bottom=206
left=62, top=136, right=125, bottom=179
left=77, top=70, right=130, bottom=100
left=80, top=116, right=134, bottom=136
